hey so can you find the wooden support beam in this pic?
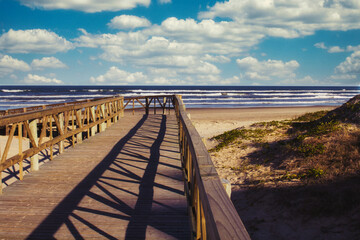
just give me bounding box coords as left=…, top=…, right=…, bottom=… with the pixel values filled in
left=76, top=109, right=83, bottom=144
left=18, top=123, right=23, bottom=180
left=132, top=99, right=135, bottom=115
left=58, top=113, right=64, bottom=153
left=120, top=98, right=124, bottom=117
left=49, top=115, right=53, bottom=161
left=154, top=97, right=156, bottom=115
left=71, top=110, right=75, bottom=147
left=38, top=116, right=48, bottom=146
left=135, top=98, right=146, bottom=108
left=29, top=119, right=39, bottom=171
left=90, top=106, right=96, bottom=136
left=145, top=98, right=149, bottom=115
left=123, top=99, right=131, bottom=108
left=99, top=104, right=106, bottom=132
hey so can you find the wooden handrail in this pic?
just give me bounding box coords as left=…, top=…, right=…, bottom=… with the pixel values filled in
left=173, top=95, right=250, bottom=239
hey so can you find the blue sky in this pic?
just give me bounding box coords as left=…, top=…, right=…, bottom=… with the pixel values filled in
left=0, top=0, right=360, bottom=86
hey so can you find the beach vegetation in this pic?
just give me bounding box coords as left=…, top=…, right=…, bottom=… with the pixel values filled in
left=292, top=110, right=328, bottom=122
left=210, top=96, right=360, bottom=184
left=210, top=128, right=273, bottom=152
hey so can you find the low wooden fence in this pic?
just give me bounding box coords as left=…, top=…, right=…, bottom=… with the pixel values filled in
left=0, top=94, right=250, bottom=239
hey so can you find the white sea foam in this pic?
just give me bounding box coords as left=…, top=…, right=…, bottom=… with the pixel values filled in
left=1, top=89, right=26, bottom=93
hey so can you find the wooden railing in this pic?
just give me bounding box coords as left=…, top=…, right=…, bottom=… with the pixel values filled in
left=0, top=94, right=250, bottom=239
left=173, top=95, right=251, bottom=240
left=0, top=95, right=173, bottom=193
left=0, top=95, right=173, bottom=116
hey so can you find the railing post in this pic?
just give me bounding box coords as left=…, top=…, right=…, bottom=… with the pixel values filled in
left=154, top=98, right=156, bottom=115
left=114, top=101, right=118, bottom=123
left=76, top=109, right=82, bottom=144
left=58, top=113, right=64, bottom=153
left=132, top=99, right=135, bottom=115
left=106, top=103, right=111, bottom=128
left=145, top=97, right=149, bottom=115
left=90, top=106, right=96, bottom=136
left=120, top=98, right=124, bottom=117
left=99, top=104, right=106, bottom=132
left=29, top=119, right=39, bottom=171
left=163, top=97, right=166, bottom=115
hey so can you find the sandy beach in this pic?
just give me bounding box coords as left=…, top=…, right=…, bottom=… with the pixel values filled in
left=188, top=106, right=336, bottom=140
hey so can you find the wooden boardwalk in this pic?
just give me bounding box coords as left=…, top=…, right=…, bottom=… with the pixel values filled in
left=0, top=114, right=191, bottom=239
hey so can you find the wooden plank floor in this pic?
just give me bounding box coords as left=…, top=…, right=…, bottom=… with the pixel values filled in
left=0, top=114, right=191, bottom=239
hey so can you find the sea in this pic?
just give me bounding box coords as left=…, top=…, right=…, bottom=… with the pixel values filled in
left=0, top=85, right=359, bottom=111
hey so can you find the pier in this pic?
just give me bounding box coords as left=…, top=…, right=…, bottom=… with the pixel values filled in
left=0, top=95, right=250, bottom=239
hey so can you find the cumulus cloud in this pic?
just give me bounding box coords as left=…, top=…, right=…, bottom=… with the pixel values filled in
left=17, top=0, right=150, bottom=13
left=90, top=66, right=147, bottom=84
left=75, top=29, right=223, bottom=84
left=330, top=74, right=357, bottom=80
left=328, top=51, right=360, bottom=84
left=199, top=0, right=360, bottom=38
left=314, top=42, right=327, bottom=49
left=328, top=46, right=345, bottom=53
left=23, top=74, right=63, bottom=84
left=31, top=57, right=67, bottom=70
left=0, top=29, right=73, bottom=54
left=335, top=51, right=360, bottom=74
left=0, top=55, right=31, bottom=76
left=108, top=15, right=151, bottom=29
left=315, top=42, right=345, bottom=53
left=236, top=56, right=299, bottom=81
left=347, top=45, right=360, bottom=52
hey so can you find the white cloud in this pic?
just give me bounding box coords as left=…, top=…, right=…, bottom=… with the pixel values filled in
left=31, top=57, right=67, bottom=70
left=347, top=45, right=360, bottom=52
left=145, top=77, right=175, bottom=85
left=90, top=66, right=147, bottom=84
left=329, top=51, right=360, bottom=84
left=314, top=42, right=327, bottom=49
left=279, top=75, right=321, bottom=85
left=17, top=0, right=150, bottom=13
left=23, top=74, right=63, bottom=84
left=199, top=0, right=360, bottom=38
left=315, top=42, right=345, bottom=53
left=202, top=54, right=231, bottom=63
left=0, top=55, right=31, bottom=76
left=75, top=28, right=223, bottom=84
left=330, top=74, right=357, bottom=80
left=0, top=29, right=73, bottom=54
left=335, top=51, right=360, bottom=74
left=158, top=0, right=171, bottom=4
left=236, top=56, right=299, bottom=81
left=108, top=15, right=151, bottom=29
left=219, top=76, right=241, bottom=85
left=328, top=46, right=345, bottom=53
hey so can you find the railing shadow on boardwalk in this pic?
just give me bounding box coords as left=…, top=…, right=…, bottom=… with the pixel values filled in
left=2, top=142, right=72, bottom=188
left=27, top=114, right=189, bottom=239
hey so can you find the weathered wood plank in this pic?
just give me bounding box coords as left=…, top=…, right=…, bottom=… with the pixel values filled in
left=0, top=114, right=191, bottom=240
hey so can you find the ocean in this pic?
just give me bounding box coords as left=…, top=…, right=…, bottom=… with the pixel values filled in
left=0, top=85, right=359, bottom=110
